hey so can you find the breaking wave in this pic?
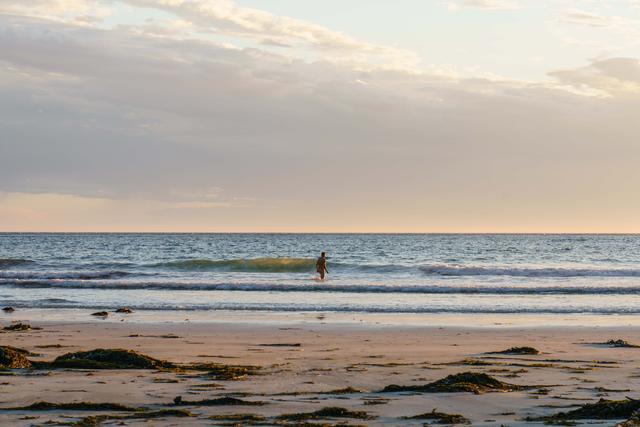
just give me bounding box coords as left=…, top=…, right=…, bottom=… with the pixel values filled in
left=157, top=257, right=317, bottom=272
left=4, top=279, right=640, bottom=295
left=420, top=265, right=640, bottom=278
left=0, top=271, right=135, bottom=280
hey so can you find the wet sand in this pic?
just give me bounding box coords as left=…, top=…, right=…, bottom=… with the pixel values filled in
left=1, top=312, right=640, bottom=426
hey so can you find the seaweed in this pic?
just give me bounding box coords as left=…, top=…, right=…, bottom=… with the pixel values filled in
left=258, top=343, right=301, bottom=347
left=618, top=412, right=640, bottom=427
left=403, top=408, right=471, bottom=424
left=209, top=414, right=267, bottom=422
left=486, top=346, right=540, bottom=355
left=172, top=396, right=265, bottom=406
left=3, top=323, right=40, bottom=331
left=2, top=306, right=15, bottom=313
left=527, top=398, right=640, bottom=423
left=276, top=386, right=364, bottom=396
left=0, top=345, right=33, bottom=369
left=59, top=409, right=193, bottom=426
left=194, top=363, right=260, bottom=380
left=276, top=407, right=375, bottom=421
left=602, top=340, right=640, bottom=348
left=48, top=348, right=175, bottom=370
left=444, top=358, right=493, bottom=366
left=380, top=371, right=531, bottom=394
left=114, top=307, right=133, bottom=313
left=90, top=312, right=108, bottom=317
left=3, top=401, right=139, bottom=411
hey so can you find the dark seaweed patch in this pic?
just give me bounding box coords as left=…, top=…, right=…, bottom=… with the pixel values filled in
left=380, top=371, right=531, bottom=394
left=403, top=408, right=470, bottom=424
left=276, top=407, right=374, bottom=421
left=172, top=396, right=265, bottom=406
left=486, top=346, right=540, bottom=355
left=0, top=346, right=33, bottom=369
left=3, top=402, right=138, bottom=411
left=526, top=398, right=640, bottom=423
left=48, top=348, right=175, bottom=370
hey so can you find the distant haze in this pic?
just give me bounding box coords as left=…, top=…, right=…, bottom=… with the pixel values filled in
left=1, top=1, right=639, bottom=232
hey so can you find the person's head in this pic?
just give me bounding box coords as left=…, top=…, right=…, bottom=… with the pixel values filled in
left=321, top=252, right=326, bottom=257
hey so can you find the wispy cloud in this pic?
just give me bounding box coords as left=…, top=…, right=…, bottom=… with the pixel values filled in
left=447, top=0, right=520, bottom=11
left=124, top=0, right=420, bottom=70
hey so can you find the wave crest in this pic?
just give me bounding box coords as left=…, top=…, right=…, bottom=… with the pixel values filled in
left=420, top=265, right=640, bottom=278
left=158, top=257, right=316, bottom=273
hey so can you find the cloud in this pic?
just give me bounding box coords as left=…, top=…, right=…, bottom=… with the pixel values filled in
left=0, top=0, right=110, bottom=24
left=123, top=0, right=420, bottom=70
left=550, top=57, right=640, bottom=95
left=447, top=0, right=520, bottom=11
left=0, top=7, right=639, bottom=231
left=560, top=9, right=612, bottom=27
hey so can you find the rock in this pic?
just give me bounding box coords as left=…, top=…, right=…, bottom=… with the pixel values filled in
left=91, top=311, right=109, bottom=317
left=2, top=307, right=15, bottom=313
left=50, top=348, right=175, bottom=370
left=115, top=307, right=133, bottom=313
left=0, top=346, right=33, bottom=369
left=380, top=371, right=531, bottom=394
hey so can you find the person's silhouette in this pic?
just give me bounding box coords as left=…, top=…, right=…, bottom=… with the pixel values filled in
left=316, top=252, right=328, bottom=280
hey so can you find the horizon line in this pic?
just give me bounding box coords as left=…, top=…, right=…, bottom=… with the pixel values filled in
left=1, top=231, right=639, bottom=235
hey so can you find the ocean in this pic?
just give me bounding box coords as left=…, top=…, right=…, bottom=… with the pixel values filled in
left=1, top=233, right=640, bottom=319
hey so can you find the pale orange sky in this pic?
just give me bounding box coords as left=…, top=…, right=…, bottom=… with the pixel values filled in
left=1, top=1, right=640, bottom=232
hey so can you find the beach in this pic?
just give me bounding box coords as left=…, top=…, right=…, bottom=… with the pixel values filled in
left=2, top=311, right=640, bottom=426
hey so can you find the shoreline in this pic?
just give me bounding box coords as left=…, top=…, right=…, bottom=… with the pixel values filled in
left=4, top=307, right=640, bottom=328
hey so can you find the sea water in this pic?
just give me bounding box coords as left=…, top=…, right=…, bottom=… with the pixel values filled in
left=1, top=233, right=640, bottom=319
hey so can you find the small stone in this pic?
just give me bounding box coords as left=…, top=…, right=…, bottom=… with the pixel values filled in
left=2, top=307, right=15, bottom=313
left=115, top=307, right=133, bottom=314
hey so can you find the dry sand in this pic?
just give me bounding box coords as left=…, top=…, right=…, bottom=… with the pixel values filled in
left=1, top=311, right=640, bottom=426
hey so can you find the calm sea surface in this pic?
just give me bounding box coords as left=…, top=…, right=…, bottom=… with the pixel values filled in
left=1, top=233, right=640, bottom=315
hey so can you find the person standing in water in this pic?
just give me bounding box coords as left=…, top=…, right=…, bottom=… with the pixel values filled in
left=316, top=252, right=328, bottom=280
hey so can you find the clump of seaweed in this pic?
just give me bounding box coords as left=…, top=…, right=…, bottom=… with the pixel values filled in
left=527, top=398, right=640, bottom=423
left=3, top=323, right=40, bottom=331
left=172, top=396, right=265, bottom=406
left=276, top=407, right=375, bottom=421
left=2, top=306, right=15, bottom=313
left=48, top=348, right=175, bottom=370
left=4, top=401, right=139, bottom=411
left=0, top=346, right=34, bottom=369
left=618, top=412, right=640, bottom=426
left=380, top=371, right=531, bottom=394
left=403, top=408, right=471, bottom=424
left=90, top=311, right=109, bottom=317
left=603, top=340, right=640, bottom=348
left=115, top=307, right=133, bottom=314
left=63, top=409, right=194, bottom=426
left=487, top=346, right=540, bottom=355
left=209, top=414, right=267, bottom=422
left=193, top=362, right=260, bottom=380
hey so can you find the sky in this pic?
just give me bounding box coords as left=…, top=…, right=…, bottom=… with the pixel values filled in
left=1, top=0, right=639, bottom=232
